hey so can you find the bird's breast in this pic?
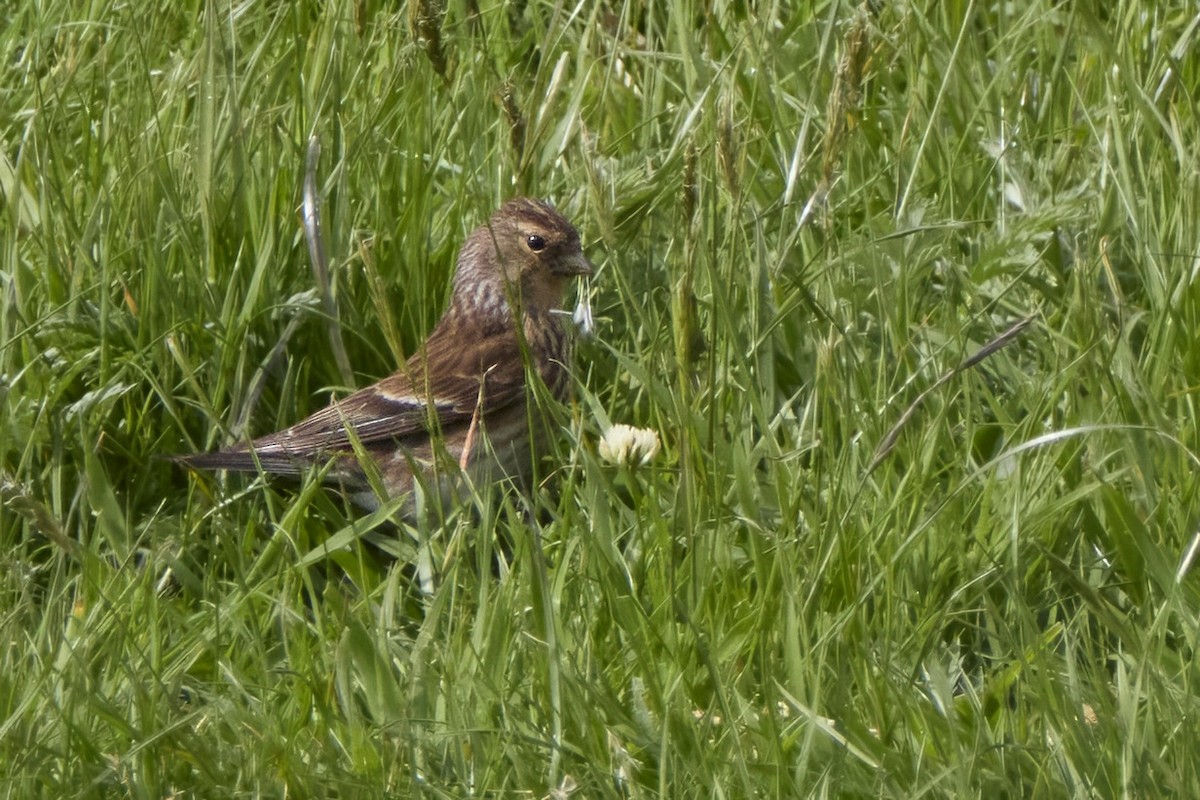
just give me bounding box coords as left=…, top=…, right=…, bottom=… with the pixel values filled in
left=523, top=313, right=572, bottom=401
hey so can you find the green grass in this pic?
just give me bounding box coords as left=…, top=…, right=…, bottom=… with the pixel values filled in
left=4, top=0, right=1200, bottom=796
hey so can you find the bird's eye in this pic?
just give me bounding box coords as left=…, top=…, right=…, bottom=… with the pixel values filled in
left=526, top=235, right=546, bottom=252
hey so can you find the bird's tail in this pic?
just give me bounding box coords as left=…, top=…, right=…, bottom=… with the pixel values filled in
left=169, top=447, right=312, bottom=476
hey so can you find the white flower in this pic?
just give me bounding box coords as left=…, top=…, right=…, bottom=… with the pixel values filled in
left=599, top=424, right=661, bottom=467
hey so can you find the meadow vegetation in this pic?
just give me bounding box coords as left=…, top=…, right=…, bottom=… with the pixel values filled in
left=3, top=0, right=1200, bottom=795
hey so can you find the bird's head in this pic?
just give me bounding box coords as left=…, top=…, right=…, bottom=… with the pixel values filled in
left=455, top=197, right=592, bottom=317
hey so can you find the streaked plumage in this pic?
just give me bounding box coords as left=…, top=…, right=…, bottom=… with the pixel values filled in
left=175, top=198, right=591, bottom=511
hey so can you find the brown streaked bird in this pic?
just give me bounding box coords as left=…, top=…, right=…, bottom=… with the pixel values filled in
left=175, top=197, right=592, bottom=512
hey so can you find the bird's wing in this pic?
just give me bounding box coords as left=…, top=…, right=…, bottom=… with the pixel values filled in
left=177, top=322, right=526, bottom=472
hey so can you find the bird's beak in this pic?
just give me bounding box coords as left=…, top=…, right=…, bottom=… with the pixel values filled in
left=555, top=251, right=594, bottom=277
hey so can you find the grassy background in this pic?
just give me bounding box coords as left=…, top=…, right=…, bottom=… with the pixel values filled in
left=4, top=0, right=1200, bottom=796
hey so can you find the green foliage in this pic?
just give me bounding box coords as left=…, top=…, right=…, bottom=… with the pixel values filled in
left=4, top=0, right=1200, bottom=796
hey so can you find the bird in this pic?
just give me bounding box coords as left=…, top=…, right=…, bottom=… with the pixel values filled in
left=175, top=197, right=593, bottom=513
